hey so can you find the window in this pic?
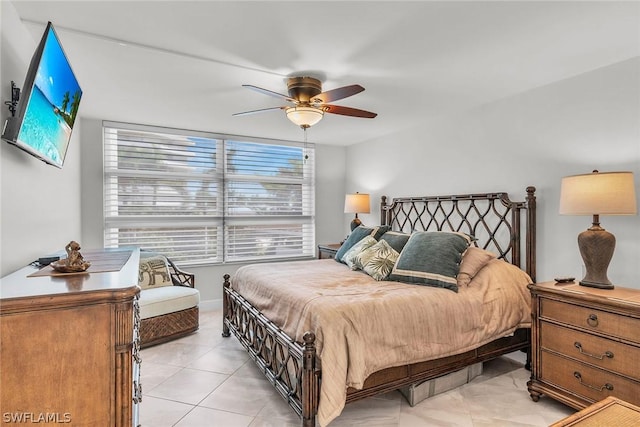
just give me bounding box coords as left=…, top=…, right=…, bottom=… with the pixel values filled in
left=103, top=122, right=315, bottom=265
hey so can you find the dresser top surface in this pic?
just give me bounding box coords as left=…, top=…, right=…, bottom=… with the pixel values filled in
left=531, top=281, right=640, bottom=307
left=0, top=248, right=140, bottom=303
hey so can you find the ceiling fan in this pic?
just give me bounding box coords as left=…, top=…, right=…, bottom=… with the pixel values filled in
left=233, top=76, right=377, bottom=128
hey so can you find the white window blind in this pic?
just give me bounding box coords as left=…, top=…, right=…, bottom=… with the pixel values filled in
left=224, top=140, right=315, bottom=262
left=103, top=122, right=315, bottom=265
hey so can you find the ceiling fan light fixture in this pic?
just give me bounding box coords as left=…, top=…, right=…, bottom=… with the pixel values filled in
left=285, top=106, right=324, bottom=128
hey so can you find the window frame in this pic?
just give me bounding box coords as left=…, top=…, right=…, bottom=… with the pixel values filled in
left=103, top=121, right=315, bottom=266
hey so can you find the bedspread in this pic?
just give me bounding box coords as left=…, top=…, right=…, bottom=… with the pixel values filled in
left=231, top=258, right=532, bottom=426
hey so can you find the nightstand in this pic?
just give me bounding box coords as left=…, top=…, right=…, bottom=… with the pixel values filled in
left=527, top=281, right=640, bottom=410
left=318, top=243, right=341, bottom=260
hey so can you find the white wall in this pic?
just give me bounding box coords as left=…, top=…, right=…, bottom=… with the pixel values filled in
left=0, top=0, right=347, bottom=291
left=347, top=58, right=640, bottom=288
left=1, top=2, right=82, bottom=276
left=79, top=118, right=347, bottom=301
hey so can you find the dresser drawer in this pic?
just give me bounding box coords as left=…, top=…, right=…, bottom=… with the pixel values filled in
left=540, top=322, right=639, bottom=379
left=540, top=298, right=640, bottom=343
left=541, top=351, right=640, bottom=406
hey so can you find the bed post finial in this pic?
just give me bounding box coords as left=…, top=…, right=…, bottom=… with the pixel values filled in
left=526, top=186, right=536, bottom=199
left=380, top=195, right=388, bottom=226
left=303, top=331, right=316, bottom=348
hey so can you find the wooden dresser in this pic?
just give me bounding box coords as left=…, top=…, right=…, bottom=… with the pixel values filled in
left=528, top=281, right=640, bottom=410
left=0, top=248, right=141, bottom=426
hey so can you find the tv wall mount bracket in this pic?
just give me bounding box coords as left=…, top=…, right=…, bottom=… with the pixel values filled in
left=5, top=81, right=20, bottom=117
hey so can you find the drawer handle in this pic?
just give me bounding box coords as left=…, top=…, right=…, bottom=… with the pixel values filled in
left=587, top=314, right=599, bottom=327
left=573, top=371, right=613, bottom=392
left=574, top=342, right=614, bottom=360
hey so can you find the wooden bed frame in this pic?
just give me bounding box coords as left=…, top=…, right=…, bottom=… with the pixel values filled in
left=222, top=186, right=537, bottom=426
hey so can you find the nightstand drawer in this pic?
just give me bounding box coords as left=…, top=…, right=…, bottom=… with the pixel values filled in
left=541, top=298, right=640, bottom=343
left=541, top=322, right=639, bottom=379
left=318, top=244, right=341, bottom=260
left=321, top=251, right=337, bottom=260
left=541, top=351, right=640, bottom=406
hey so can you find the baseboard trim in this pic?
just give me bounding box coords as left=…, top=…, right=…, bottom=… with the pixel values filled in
left=199, top=299, right=222, bottom=311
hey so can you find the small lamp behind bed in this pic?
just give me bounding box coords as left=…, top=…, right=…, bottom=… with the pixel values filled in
left=345, top=192, right=370, bottom=231
left=559, top=170, right=637, bottom=289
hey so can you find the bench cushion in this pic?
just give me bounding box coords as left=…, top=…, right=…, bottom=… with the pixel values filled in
left=139, top=286, right=200, bottom=319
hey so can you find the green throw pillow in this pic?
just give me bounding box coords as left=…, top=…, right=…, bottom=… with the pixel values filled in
left=380, top=231, right=410, bottom=253
left=335, top=225, right=391, bottom=263
left=388, top=231, right=471, bottom=292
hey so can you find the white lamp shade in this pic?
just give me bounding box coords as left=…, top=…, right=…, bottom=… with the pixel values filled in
left=559, top=171, right=637, bottom=215
left=344, top=193, right=371, bottom=214
left=286, top=106, right=324, bottom=127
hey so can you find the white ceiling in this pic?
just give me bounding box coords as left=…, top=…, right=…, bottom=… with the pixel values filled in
left=10, top=1, right=640, bottom=146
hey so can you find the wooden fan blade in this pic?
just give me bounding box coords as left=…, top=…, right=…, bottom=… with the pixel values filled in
left=323, top=104, right=377, bottom=118
left=312, top=85, right=364, bottom=104
left=243, top=85, right=296, bottom=103
left=232, top=106, right=285, bottom=116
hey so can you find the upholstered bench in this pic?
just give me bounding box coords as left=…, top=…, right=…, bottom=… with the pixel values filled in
left=138, top=253, right=200, bottom=348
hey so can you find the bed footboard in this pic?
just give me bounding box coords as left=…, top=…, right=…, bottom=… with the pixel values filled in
left=222, top=274, right=319, bottom=426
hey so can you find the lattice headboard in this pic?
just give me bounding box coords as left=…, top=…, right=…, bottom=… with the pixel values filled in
left=380, top=187, right=537, bottom=281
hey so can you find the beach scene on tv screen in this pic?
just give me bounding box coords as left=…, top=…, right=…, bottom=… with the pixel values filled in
left=17, top=26, right=82, bottom=166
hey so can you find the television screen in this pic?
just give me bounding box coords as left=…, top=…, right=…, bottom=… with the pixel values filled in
left=2, top=22, right=82, bottom=168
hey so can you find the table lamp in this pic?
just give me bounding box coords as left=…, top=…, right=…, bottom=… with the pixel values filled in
left=344, top=193, right=370, bottom=231
left=559, top=170, right=637, bottom=289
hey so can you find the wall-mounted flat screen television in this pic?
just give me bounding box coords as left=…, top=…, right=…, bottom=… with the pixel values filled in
left=2, top=21, right=82, bottom=168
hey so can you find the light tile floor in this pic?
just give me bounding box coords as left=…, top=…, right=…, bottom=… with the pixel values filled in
left=140, top=307, right=575, bottom=426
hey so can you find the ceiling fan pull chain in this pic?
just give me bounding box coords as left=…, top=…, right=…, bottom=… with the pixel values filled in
left=302, top=125, right=309, bottom=163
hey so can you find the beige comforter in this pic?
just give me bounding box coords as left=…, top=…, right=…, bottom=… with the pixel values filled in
left=231, top=258, right=532, bottom=426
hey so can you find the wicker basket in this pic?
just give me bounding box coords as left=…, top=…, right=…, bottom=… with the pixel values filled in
left=140, top=305, right=199, bottom=348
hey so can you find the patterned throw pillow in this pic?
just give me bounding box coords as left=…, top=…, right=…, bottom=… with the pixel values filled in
left=388, top=231, right=471, bottom=292
left=457, top=246, right=497, bottom=287
left=357, top=240, right=400, bottom=281
left=138, top=255, right=173, bottom=290
left=342, top=236, right=378, bottom=270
